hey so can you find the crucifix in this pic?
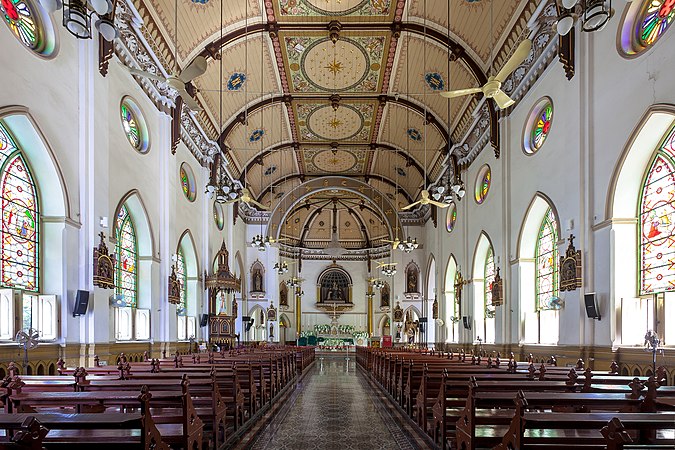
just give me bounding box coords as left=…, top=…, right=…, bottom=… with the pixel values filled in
left=454, top=268, right=470, bottom=316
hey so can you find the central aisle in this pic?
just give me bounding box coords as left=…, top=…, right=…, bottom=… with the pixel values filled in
left=250, top=354, right=419, bottom=450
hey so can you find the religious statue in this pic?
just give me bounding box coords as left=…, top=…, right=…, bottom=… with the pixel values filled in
left=432, top=296, right=439, bottom=320
left=407, top=270, right=417, bottom=293
left=232, top=298, right=238, bottom=319
left=280, top=285, right=288, bottom=307
left=217, top=290, right=227, bottom=315
left=252, top=269, right=263, bottom=292
left=327, top=280, right=343, bottom=301
left=269, top=323, right=274, bottom=339
left=396, top=324, right=402, bottom=341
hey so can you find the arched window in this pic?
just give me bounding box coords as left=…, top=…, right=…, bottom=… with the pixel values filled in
left=535, top=207, right=560, bottom=344
left=484, top=246, right=496, bottom=323
left=0, top=123, right=39, bottom=292
left=115, top=204, right=137, bottom=307
left=639, top=126, right=675, bottom=295
left=176, top=248, right=186, bottom=312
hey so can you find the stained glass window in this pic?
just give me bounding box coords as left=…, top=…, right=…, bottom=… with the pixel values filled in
left=120, top=98, right=148, bottom=153
left=0, top=123, right=39, bottom=292
left=115, top=205, right=137, bottom=307
left=535, top=207, right=559, bottom=310
left=639, top=126, right=675, bottom=295
left=446, top=202, right=457, bottom=233
left=532, top=103, right=553, bottom=150
left=121, top=103, right=141, bottom=149
left=484, top=246, right=495, bottom=317
left=638, top=0, right=674, bottom=48
left=213, top=202, right=224, bottom=230
left=1, top=0, right=54, bottom=56
left=180, top=163, right=196, bottom=202
left=176, top=249, right=186, bottom=312
left=475, top=165, right=491, bottom=204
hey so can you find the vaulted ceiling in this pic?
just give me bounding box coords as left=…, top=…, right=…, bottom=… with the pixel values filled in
left=128, top=0, right=545, bottom=237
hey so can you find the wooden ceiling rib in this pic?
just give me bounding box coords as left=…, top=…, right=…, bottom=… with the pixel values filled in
left=133, top=0, right=535, bottom=220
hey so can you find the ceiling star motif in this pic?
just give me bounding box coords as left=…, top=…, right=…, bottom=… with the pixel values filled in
left=305, top=148, right=367, bottom=174
left=281, top=33, right=387, bottom=93
left=296, top=101, right=375, bottom=142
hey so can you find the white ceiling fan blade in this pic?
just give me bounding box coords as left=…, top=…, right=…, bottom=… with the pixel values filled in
left=492, top=89, right=515, bottom=110
left=179, top=56, right=208, bottom=83
left=495, top=38, right=532, bottom=83
left=439, top=87, right=483, bottom=99
left=429, top=200, right=450, bottom=209
left=248, top=199, right=270, bottom=211
left=177, top=88, right=202, bottom=112
left=401, top=201, right=421, bottom=211
left=127, top=67, right=167, bottom=82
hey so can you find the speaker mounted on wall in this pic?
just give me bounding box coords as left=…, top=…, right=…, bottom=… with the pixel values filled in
left=73, top=290, right=90, bottom=317
left=584, top=292, right=601, bottom=320
left=462, top=316, right=472, bottom=330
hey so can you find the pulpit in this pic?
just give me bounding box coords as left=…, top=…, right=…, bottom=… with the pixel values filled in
left=205, top=242, right=241, bottom=346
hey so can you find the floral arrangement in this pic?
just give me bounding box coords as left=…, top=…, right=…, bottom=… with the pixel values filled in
left=338, top=324, right=354, bottom=334
left=321, top=338, right=346, bottom=347
left=314, top=324, right=331, bottom=334
left=352, top=331, right=369, bottom=340
left=299, top=331, right=316, bottom=338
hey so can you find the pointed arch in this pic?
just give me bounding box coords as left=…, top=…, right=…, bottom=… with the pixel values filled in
left=113, top=190, right=155, bottom=259
left=377, top=314, right=391, bottom=337
left=176, top=229, right=199, bottom=329
left=177, top=229, right=199, bottom=277
left=472, top=232, right=495, bottom=344
left=517, top=193, right=561, bottom=345
left=444, top=254, right=459, bottom=343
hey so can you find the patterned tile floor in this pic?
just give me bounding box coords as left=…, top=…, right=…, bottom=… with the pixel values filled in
left=248, top=355, right=420, bottom=450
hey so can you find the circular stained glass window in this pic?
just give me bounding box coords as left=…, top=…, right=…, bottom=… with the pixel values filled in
left=620, top=0, right=675, bottom=56
left=120, top=97, right=149, bottom=153
left=0, top=0, right=56, bottom=57
left=523, top=97, right=553, bottom=155
left=446, top=202, right=457, bottom=233
left=180, top=162, right=196, bottom=202
left=213, top=202, right=224, bottom=230
left=474, top=165, right=491, bottom=204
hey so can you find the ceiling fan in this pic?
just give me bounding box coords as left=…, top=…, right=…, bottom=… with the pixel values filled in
left=439, top=39, right=532, bottom=110
left=376, top=261, right=397, bottom=268
left=125, top=56, right=206, bottom=112
left=401, top=189, right=450, bottom=211
left=382, top=237, right=401, bottom=248
left=226, top=187, right=269, bottom=211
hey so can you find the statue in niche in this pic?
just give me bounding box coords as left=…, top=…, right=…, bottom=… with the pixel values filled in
left=217, top=290, right=227, bottom=315
left=259, top=309, right=264, bottom=324
left=252, top=269, right=263, bottom=292
left=269, top=323, right=274, bottom=339
left=232, top=298, right=238, bottom=319
left=407, top=270, right=418, bottom=293
left=327, top=280, right=343, bottom=301
left=381, top=284, right=390, bottom=307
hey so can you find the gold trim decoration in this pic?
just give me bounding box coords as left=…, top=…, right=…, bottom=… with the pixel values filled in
left=492, top=267, right=504, bottom=307
left=168, top=265, right=181, bottom=305
left=93, top=232, right=115, bottom=289
left=560, top=234, right=582, bottom=292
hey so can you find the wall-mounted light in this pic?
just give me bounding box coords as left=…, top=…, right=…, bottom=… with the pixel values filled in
left=40, top=0, right=118, bottom=40
left=581, top=0, right=612, bottom=32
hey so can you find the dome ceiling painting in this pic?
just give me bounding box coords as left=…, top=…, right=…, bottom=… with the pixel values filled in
left=123, top=0, right=547, bottom=221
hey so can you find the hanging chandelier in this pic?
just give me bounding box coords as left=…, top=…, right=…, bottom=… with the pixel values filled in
left=205, top=153, right=239, bottom=204
left=396, top=236, right=418, bottom=253
left=250, top=234, right=268, bottom=251
left=555, top=0, right=613, bottom=35
left=382, top=266, right=397, bottom=277
left=373, top=279, right=385, bottom=289
left=274, top=261, right=289, bottom=275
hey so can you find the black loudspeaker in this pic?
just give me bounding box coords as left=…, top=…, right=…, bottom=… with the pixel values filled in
left=200, top=314, right=209, bottom=327
left=245, top=318, right=254, bottom=332
left=73, top=290, right=90, bottom=317
left=585, top=293, right=601, bottom=320
left=418, top=317, right=427, bottom=333
left=462, top=316, right=472, bottom=330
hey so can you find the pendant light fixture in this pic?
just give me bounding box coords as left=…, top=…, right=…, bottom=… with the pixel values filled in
left=40, top=0, right=117, bottom=40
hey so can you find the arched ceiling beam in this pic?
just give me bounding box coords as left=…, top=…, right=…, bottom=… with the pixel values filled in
left=218, top=94, right=449, bottom=156
left=199, top=22, right=498, bottom=155
left=257, top=173, right=415, bottom=204
left=337, top=198, right=371, bottom=248
left=238, top=141, right=431, bottom=189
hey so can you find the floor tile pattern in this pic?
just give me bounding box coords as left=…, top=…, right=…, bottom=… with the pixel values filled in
left=250, top=356, right=417, bottom=450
